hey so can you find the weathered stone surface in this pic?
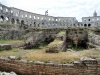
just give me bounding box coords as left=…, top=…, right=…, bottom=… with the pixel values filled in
left=24, top=31, right=55, bottom=49
left=0, top=44, right=12, bottom=51
left=0, top=57, right=100, bottom=75
left=9, top=56, right=16, bottom=60
left=2, top=30, right=25, bottom=40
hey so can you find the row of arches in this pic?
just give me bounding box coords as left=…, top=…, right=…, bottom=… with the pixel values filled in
left=0, top=15, right=92, bottom=28
left=0, top=15, right=9, bottom=22
left=84, top=24, right=91, bottom=27
left=84, top=18, right=100, bottom=22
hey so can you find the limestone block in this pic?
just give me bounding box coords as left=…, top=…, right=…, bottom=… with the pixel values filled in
left=0, top=44, right=12, bottom=51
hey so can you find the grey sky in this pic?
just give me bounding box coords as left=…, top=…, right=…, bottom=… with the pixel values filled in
left=0, top=0, right=100, bottom=21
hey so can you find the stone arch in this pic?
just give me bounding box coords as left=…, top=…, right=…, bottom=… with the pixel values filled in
left=30, top=15, right=31, bottom=18
left=34, top=22, right=36, bottom=27
left=16, top=19, right=20, bottom=24
left=11, top=10, right=13, bottom=14
left=21, top=15, right=24, bottom=18
left=25, top=14, right=27, bottom=17
left=38, top=23, right=40, bottom=27
left=88, top=24, right=91, bottom=27
left=81, top=24, right=83, bottom=26
left=21, top=20, right=24, bottom=25
left=73, top=24, right=75, bottom=26
left=37, top=17, right=39, bottom=19
left=0, top=15, right=5, bottom=21
left=11, top=18, right=15, bottom=24
left=6, top=9, right=8, bottom=12
left=5, top=17, right=9, bottom=22
left=34, top=16, right=35, bottom=19
left=88, top=19, right=90, bottom=21
left=84, top=24, right=87, bottom=27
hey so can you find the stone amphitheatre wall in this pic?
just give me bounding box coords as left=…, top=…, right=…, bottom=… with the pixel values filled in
left=0, top=3, right=80, bottom=28
left=0, top=56, right=100, bottom=75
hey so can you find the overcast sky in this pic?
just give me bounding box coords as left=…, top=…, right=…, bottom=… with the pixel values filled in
left=0, top=0, right=100, bottom=21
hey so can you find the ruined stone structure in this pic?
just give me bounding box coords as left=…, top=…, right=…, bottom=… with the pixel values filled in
left=0, top=56, right=100, bottom=75
left=82, top=11, right=100, bottom=27
left=1, top=3, right=99, bottom=28
left=0, top=3, right=77, bottom=28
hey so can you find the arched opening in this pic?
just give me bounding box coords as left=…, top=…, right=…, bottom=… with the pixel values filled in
left=84, top=24, right=87, bottom=27
left=21, top=20, right=24, bottom=25
left=0, top=6, right=2, bottom=10
left=81, top=24, right=83, bottom=26
left=88, top=19, right=90, bottom=21
left=38, top=23, right=40, bottom=27
left=34, top=22, right=36, bottom=27
left=5, top=17, right=9, bottom=22
left=88, top=24, right=91, bottom=27
left=11, top=18, right=15, bottom=24
left=42, top=22, right=44, bottom=25
left=73, top=24, right=75, bottom=26
left=16, top=19, right=20, bottom=24
left=6, top=9, right=8, bottom=12
left=11, top=10, right=13, bottom=14
left=30, top=15, right=32, bottom=18
left=0, top=15, right=5, bottom=21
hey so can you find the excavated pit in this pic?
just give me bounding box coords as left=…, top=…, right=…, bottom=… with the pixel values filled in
left=64, top=29, right=89, bottom=50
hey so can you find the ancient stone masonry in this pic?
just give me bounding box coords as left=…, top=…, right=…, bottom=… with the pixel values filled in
left=0, top=3, right=77, bottom=28
left=0, top=44, right=12, bottom=51
left=0, top=56, right=100, bottom=75
left=1, top=3, right=100, bottom=28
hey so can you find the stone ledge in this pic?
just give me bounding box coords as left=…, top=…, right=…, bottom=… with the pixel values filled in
left=0, top=44, right=12, bottom=51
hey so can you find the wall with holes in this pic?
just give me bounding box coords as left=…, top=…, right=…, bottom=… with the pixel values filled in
left=82, top=11, right=100, bottom=27
left=0, top=3, right=11, bottom=22
left=1, top=3, right=100, bottom=28
left=0, top=3, right=78, bottom=28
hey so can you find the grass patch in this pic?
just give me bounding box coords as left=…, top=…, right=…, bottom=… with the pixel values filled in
left=57, top=31, right=65, bottom=37
left=47, top=39, right=63, bottom=47
left=12, top=48, right=19, bottom=52
left=0, top=44, right=100, bottom=64
left=0, top=39, right=94, bottom=64
left=0, top=40, right=24, bottom=44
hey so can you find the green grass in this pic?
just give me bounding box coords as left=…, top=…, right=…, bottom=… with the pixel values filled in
left=0, top=40, right=24, bottom=44
left=47, top=39, right=63, bottom=48
left=12, top=48, right=19, bottom=52
left=57, top=31, right=66, bottom=37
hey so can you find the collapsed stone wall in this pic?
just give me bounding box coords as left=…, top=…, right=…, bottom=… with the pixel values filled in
left=0, top=24, right=26, bottom=40
left=88, top=29, right=100, bottom=48
left=62, top=28, right=88, bottom=50
left=24, top=29, right=59, bottom=49
left=0, top=56, right=100, bottom=75
left=2, top=30, right=25, bottom=40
